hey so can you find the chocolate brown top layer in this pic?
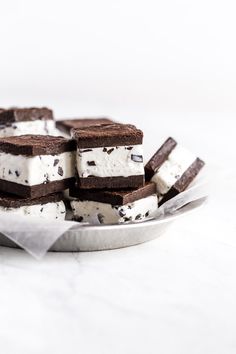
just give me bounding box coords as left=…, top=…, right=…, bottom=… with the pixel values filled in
left=56, top=118, right=114, bottom=134
left=0, top=107, right=53, bottom=125
left=72, top=124, right=143, bottom=148
left=70, top=182, right=156, bottom=206
left=0, top=135, right=76, bottom=156
left=145, top=137, right=177, bottom=180
left=0, top=192, right=63, bottom=208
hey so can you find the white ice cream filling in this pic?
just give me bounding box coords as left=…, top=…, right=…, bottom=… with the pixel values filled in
left=0, top=120, right=57, bottom=137
left=151, top=145, right=196, bottom=196
left=77, top=145, right=144, bottom=178
left=0, top=201, right=66, bottom=220
left=71, top=194, right=157, bottom=225
left=0, top=151, right=75, bottom=186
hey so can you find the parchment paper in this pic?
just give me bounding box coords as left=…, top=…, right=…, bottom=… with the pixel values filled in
left=0, top=168, right=211, bottom=259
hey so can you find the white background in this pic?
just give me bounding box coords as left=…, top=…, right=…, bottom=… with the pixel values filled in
left=0, top=2, right=236, bottom=354
left=0, top=0, right=236, bottom=116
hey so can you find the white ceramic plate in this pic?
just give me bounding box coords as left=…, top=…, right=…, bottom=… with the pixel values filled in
left=0, top=198, right=206, bottom=252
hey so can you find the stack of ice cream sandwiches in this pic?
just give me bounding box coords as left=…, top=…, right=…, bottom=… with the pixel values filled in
left=69, top=123, right=158, bottom=224
left=0, top=106, right=205, bottom=224
left=0, top=107, right=75, bottom=220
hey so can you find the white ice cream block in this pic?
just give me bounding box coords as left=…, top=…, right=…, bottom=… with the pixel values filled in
left=0, top=201, right=66, bottom=220
left=0, top=120, right=57, bottom=137
left=71, top=195, right=157, bottom=225
left=77, top=145, right=144, bottom=178
left=0, top=151, right=75, bottom=186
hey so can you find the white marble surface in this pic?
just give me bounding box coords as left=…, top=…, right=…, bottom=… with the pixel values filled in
left=0, top=114, right=235, bottom=354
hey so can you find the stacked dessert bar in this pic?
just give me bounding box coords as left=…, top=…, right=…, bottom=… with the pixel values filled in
left=0, top=107, right=58, bottom=137
left=145, top=137, right=205, bottom=205
left=0, top=109, right=205, bottom=225
left=56, top=117, right=114, bottom=137
left=69, top=123, right=158, bottom=224
left=0, top=134, right=76, bottom=220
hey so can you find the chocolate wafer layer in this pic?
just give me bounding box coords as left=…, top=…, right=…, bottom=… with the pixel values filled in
left=56, top=117, right=114, bottom=135
left=77, top=175, right=144, bottom=190
left=0, top=107, right=53, bottom=124
left=0, top=135, right=76, bottom=156
left=145, top=137, right=177, bottom=180
left=70, top=182, right=156, bottom=206
left=0, top=178, right=75, bottom=199
left=72, top=123, right=143, bottom=148
left=0, top=191, right=63, bottom=208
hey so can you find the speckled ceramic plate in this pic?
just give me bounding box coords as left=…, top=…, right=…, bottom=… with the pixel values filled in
left=0, top=198, right=206, bottom=252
